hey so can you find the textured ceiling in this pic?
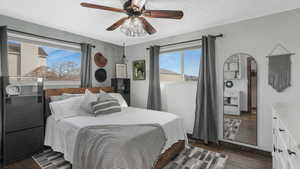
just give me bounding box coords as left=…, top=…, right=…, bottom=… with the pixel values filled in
left=1, top=0, right=300, bottom=46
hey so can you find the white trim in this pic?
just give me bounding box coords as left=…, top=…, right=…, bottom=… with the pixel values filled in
left=8, top=32, right=81, bottom=52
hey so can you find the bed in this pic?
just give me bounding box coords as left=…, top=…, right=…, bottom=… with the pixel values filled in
left=43, top=87, right=186, bottom=169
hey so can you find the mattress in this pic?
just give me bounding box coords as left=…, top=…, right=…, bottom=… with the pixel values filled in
left=44, top=106, right=186, bottom=163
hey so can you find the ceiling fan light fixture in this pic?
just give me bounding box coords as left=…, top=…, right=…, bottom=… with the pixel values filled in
left=120, top=17, right=147, bottom=37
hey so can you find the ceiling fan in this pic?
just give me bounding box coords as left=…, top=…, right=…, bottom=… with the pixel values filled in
left=80, top=0, right=184, bottom=36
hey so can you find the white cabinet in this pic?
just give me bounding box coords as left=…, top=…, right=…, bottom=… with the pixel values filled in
left=272, top=105, right=299, bottom=169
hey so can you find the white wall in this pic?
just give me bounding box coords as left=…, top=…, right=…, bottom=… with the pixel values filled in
left=126, top=8, right=300, bottom=151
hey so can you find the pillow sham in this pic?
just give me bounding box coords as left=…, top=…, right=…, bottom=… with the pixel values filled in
left=108, top=93, right=128, bottom=108
left=90, top=99, right=121, bottom=116
left=80, top=89, right=98, bottom=113
left=50, top=95, right=80, bottom=102
left=50, top=96, right=88, bottom=121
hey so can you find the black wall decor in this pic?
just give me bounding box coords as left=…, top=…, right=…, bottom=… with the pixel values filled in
left=95, top=69, right=107, bottom=82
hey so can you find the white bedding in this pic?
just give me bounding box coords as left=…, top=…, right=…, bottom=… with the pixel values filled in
left=44, top=106, right=186, bottom=163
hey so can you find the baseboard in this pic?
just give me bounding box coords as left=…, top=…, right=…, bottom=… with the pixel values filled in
left=219, top=141, right=271, bottom=157
left=187, top=134, right=271, bottom=157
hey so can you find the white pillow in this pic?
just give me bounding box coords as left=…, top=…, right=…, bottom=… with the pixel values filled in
left=80, top=89, right=98, bottom=113
left=50, top=96, right=88, bottom=121
left=108, top=93, right=128, bottom=108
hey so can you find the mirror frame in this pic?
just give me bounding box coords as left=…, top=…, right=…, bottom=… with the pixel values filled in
left=222, top=53, right=258, bottom=146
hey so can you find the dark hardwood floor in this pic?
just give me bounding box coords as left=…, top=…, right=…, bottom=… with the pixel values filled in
left=1, top=142, right=272, bottom=169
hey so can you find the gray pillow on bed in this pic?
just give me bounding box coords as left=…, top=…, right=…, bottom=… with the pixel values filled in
left=90, top=93, right=121, bottom=116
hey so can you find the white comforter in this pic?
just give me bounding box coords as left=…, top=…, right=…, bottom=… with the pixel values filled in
left=44, top=107, right=186, bottom=163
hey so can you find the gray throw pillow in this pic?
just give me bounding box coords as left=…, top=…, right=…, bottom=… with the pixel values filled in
left=90, top=98, right=121, bottom=116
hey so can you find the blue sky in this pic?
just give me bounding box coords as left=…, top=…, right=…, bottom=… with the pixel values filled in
left=42, top=46, right=81, bottom=68
left=160, top=49, right=201, bottom=76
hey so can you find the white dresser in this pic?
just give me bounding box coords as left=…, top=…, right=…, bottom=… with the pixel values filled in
left=272, top=103, right=300, bottom=169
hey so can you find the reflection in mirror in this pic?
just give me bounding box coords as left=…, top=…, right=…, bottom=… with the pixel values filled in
left=223, top=53, right=257, bottom=146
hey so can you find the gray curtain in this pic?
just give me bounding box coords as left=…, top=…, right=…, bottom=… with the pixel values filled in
left=80, top=43, right=92, bottom=88
left=193, top=35, right=218, bottom=144
left=0, top=26, right=8, bottom=161
left=268, top=54, right=291, bottom=92
left=0, top=26, right=8, bottom=76
left=147, top=46, right=161, bottom=111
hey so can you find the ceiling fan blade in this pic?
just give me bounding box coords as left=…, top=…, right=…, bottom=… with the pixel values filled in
left=81, top=2, right=126, bottom=13
left=143, top=10, right=184, bottom=19
left=106, top=17, right=129, bottom=31
left=131, top=0, right=147, bottom=9
left=138, top=17, right=157, bottom=35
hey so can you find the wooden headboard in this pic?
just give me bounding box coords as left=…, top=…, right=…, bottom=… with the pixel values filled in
left=44, top=87, right=114, bottom=118
left=45, top=87, right=113, bottom=97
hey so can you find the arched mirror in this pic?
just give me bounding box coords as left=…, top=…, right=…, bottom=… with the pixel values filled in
left=223, top=53, right=257, bottom=146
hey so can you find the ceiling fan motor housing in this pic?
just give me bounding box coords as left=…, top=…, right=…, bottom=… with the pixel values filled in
left=124, top=0, right=145, bottom=16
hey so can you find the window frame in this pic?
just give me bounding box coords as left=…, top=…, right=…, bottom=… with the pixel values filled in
left=159, top=45, right=202, bottom=82
left=7, top=34, right=82, bottom=87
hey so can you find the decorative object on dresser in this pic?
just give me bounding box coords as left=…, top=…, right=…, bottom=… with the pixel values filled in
left=94, top=68, right=107, bottom=82
left=267, top=43, right=294, bottom=92
left=272, top=103, right=299, bottom=169
left=133, top=60, right=146, bottom=80
left=111, top=78, right=130, bottom=106
left=94, top=52, right=107, bottom=67
left=1, top=76, right=44, bottom=165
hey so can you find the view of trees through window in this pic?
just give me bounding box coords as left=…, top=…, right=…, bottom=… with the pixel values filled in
left=7, top=41, right=81, bottom=81
left=159, top=48, right=201, bottom=82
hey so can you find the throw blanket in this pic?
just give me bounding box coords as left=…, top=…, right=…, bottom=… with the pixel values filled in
left=72, top=124, right=167, bottom=169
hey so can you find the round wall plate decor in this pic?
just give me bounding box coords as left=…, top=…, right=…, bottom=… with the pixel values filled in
left=94, top=52, right=108, bottom=67
left=95, top=69, right=107, bottom=82
left=225, top=80, right=234, bottom=88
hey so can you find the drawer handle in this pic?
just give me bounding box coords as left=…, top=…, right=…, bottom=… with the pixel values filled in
left=278, top=149, right=283, bottom=153
left=273, top=117, right=277, bottom=120
left=279, top=128, right=285, bottom=132
left=273, top=146, right=277, bottom=152
left=288, top=149, right=296, bottom=156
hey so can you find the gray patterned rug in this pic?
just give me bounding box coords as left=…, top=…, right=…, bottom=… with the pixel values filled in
left=224, top=118, right=242, bottom=141
left=32, top=149, right=71, bottom=169
left=33, top=146, right=228, bottom=169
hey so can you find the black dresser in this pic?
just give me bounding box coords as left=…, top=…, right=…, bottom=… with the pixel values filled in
left=1, top=77, right=44, bottom=165
left=111, top=78, right=130, bottom=106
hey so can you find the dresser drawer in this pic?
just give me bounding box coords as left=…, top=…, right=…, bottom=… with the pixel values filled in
left=3, top=127, right=44, bottom=164
left=288, top=136, right=300, bottom=167
left=5, top=96, right=43, bottom=132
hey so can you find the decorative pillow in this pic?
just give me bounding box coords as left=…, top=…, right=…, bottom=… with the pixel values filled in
left=108, top=93, right=128, bottom=108
left=97, top=92, right=118, bottom=102
left=50, top=96, right=88, bottom=121
left=50, top=95, right=79, bottom=102
left=62, top=93, right=84, bottom=97
left=90, top=99, right=121, bottom=116
left=80, top=89, right=98, bottom=113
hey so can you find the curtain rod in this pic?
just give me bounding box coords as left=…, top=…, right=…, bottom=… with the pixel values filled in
left=7, top=28, right=96, bottom=48
left=146, top=34, right=223, bottom=50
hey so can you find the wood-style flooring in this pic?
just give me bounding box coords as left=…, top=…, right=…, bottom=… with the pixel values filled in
left=224, top=112, right=257, bottom=145
left=1, top=143, right=272, bottom=169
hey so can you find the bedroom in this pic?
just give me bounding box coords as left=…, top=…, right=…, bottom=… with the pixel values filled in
left=0, top=0, right=300, bottom=169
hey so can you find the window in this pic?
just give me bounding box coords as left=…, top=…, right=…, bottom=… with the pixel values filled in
left=159, top=48, right=202, bottom=82
left=7, top=40, right=81, bottom=84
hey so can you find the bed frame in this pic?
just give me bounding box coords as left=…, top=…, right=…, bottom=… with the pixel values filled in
left=44, top=87, right=185, bottom=169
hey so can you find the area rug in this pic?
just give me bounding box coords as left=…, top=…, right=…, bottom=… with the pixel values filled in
left=33, top=146, right=228, bottom=169
left=32, top=149, right=71, bottom=169
left=224, top=118, right=242, bottom=141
